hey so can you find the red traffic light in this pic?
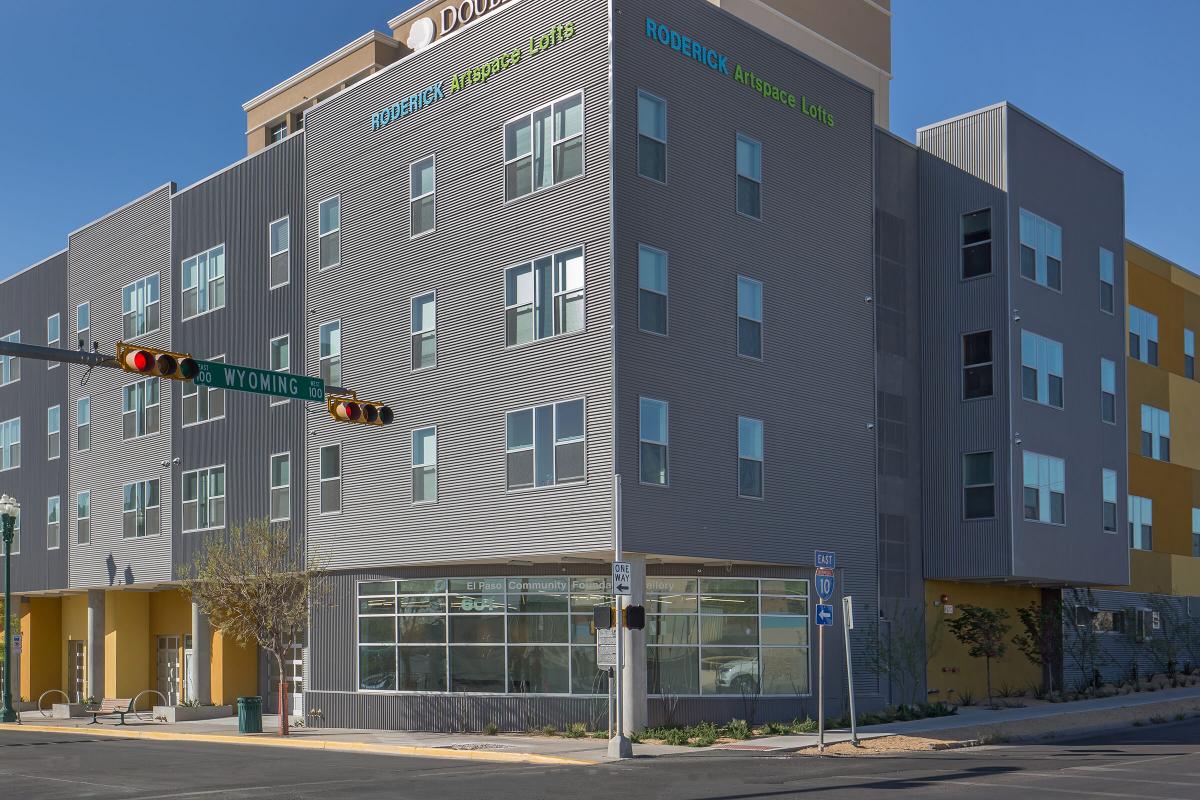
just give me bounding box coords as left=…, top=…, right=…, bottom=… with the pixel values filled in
left=333, top=401, right=361, bottom=422
left=124, top=349, right=155, bottom=373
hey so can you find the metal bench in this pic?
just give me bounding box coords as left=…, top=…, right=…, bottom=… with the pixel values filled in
left=87, top=698, right=134, bottom=725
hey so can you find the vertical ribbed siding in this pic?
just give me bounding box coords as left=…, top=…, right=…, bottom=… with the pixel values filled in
left=68, top=186, right=175, bottom=588
left=918, top=105, right=1008, bottom=192
left=0, top=251, right=69, bottom=592
left=1062, top=589, right=1187, bottom=687
left=170, top=135, right=306, bottom=574
left=303, top=0, right=615, bottom=571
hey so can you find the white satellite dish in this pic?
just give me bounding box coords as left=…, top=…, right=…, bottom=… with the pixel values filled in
left=407, top=17, right=436, bottom=51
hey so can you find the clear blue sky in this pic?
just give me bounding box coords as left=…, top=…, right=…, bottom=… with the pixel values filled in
left=1, top=0, right=1196, bottom=278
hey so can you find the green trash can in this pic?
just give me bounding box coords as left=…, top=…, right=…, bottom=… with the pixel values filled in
left=237, top=696, right=263, bottom=734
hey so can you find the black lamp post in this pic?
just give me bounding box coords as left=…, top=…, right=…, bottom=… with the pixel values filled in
left=1, top=493, right=19, bottom=724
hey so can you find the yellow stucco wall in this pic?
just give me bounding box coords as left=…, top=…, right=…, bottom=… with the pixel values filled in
left=104, top=590, right=149, bottom=703
left=925, top=581, right=1043, bottom=702
left=61, top=593, right=87, bottom=697
left=19, top=597, right=61, bottom=702
left=147, top=589, right=192, bottom=700
left=212, top=631, right=258, bottom=705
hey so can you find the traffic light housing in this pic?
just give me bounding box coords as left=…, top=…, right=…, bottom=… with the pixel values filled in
left=624, top=605, right=646, bottom=630
left=116, top=342, right=199, bottom=381
left=593, top=605, right=614, bottom=631
left=327, top=394, right=394, bottom=426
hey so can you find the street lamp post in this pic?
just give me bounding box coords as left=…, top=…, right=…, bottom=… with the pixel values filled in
left=1, top=494, right=19, bottom=724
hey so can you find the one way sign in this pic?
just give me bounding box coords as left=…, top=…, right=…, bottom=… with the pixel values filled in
left=613, top=561, right=632, bottom=597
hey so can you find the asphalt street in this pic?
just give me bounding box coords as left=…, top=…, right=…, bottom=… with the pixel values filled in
left=2, top=719, right=1200, bottom=799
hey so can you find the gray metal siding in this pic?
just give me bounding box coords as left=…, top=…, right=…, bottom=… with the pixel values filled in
left=170, top=136, right=307, bottom=574
left=303, top=0, right=615, bottom=570
left=67, top=186, right=175, bottom=588
left=0, top=251, right=69, bottom=592
left=1062, top=588, right=1191, bottom=688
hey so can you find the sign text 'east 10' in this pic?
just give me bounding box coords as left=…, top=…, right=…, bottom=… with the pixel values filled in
left=815, top=570, right=835, bottom=602
left=814, top=550, right=837, bottom=569
left=194, top=360, right=325, bottom=403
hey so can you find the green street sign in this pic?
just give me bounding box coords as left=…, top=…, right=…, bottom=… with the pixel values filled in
left=193, top=359, right=325, bottom=402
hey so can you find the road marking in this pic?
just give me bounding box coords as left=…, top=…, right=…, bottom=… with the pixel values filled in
left=1018, top=770, right=1200, bottom=789
left=9, top=772, right=137, bottom=791
left=129, top=778, right=358, bottom=799
left=937, top=778, right=1187, bottom=799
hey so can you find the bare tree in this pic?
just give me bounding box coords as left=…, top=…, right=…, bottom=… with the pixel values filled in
left=1063, top=591, right=1104, bottom=692
left=1146, top=596, right=1188, bottom=677
left=868, top=600, right=943, bottom=707
left=180, top=519, right=326, bottom=736
left=1012, top=597, right=1062, bottom=695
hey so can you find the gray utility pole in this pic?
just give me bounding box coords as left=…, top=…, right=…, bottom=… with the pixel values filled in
left=1, top=495, right=20, bottom=724
left=608, top=475, right=632, bottom=759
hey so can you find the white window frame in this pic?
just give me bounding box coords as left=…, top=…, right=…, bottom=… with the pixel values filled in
left=1022, top=451, right=1066, bottom=526
left=737, top=416, right=764, bottom=500
left=269, top=337, right=290, bottom=407
left=76, top=302, right=90, bottom=349
left=76, top=396, right=90, bottom=452
left=269, top=215, right=290, bottom=290
left=46, top=495, right=60, bottom=551
left=1, top=331, right=20, bottom=385
left=1020, top=329, right=1064, bottom=409
left=319, top=319, right=342, bottom=389
left=638, top=245, right=668, bottom=336
left=1102, top=469, right=1118, bottom=534
left=182, top=465, right=226, bottom=533
left=121, top=273, right=161, bottom=340
left=411, top=291, right=437, bottom=372
left=1140, top=404, right=1170, bottom=462
left=503, top=246, right=586, bottom=348
left=505, top=399, right=587, bottom=492
left=77, top=490, right=90, bottom=545
left=182, top=354, right=225, bottom=426
left=1129, top=495, right=1153, bottom=551
left=412, top=426, right=438, bottom=505
left=122, top=479, right=161, bottom=539
left=503, top=90, right=585, bottom=203
left=319, top=195, right=341, bottom=271
left=270, top=452, right=291, bottom=523
left=122, top=377, right=161, bottom=440
left=47, top=313, right=60, bottom=369
left=409, top=154, right=437, bottom=239
left=0, top=417, right=20, bottom=471
left=737, top=275, right=763, bottom=360
left=181, top=244, right=227, bottom=320
left=320, top=443, right=342, bottom=516
left=637, top=89, right=668, bottom=184
left=47, top=404, right=60, bottom=461
left=639, top=397, right=669, bottom=487
left=735, top=133, right=763, bottom=221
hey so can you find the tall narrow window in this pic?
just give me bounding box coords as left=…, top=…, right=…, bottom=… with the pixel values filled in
left=1023, top=451, right=1066, bottom=524
left=1102, top=469, right=1117, bottom=533
left=183, top=355, right=225, bottom=425
left=638, top=245, right=668, bottom=335
left=77, top=491, right=90, bottom=544
left=123, top=378, right=160, bottom=439
left=122, top=274, right=161, bottom=338
left=504, top=92, right=583, bottom=201
left=319, top=321, right=341, bottom=388
left=736, top=134, right=762, bottom=219
left=46, top=313, right=60, bottom=369
left=1140, top=405, right=1170, bottom=462
left=1129, top=495, right=1152, bottom=550
left=0, top=418, right=19, bottom=471
left=270, top=452, right=291, bottom=522
left=76, top=397, right=90, bottom=451
left=182, top=466, right=225, bottom=532
left=411, top=292, right=436, bottom=371
left=181, top=245, right=226, bottom=319
left=412, top=427, right=437, bottom=504
left=1, top=331, right=20, bottom=385
left=122, top=479, right=160, bottom=538
left=737, top=276, right=763, bottom=359
left=738, top=416, right=764, bottom=498
left=1018, top=209, right=1063, bottom=291
left=319, top=196, right=341, bottom=270
left=47, top=405, right=60, bottom=460
left=639, top=397, right=668, bottom=486
left=76, top=303, right=90, bottom=349
left=1186, top=329, right=1195, bottom=379
left=269, top=216, right=290, bottom=289
left=410, top=155, right=436, bottom=237
left=1129, top=306, right=1159, bottom=365
left=962, top=331, right=993, bottom=399
left=637, top=90, right=667, bottom=183
left=1101, top=358, right=1116, bottom=424
left=506, top=399, right=586, bottom=490
left=47, top=496, right=60, bottom=550
left=1021, top=330, right=1064, bottom=408
left=1192, top=508, right=1200, bottom=557
left=1099, top=247, right=1115, bottom=313
left=320, top=444, right=341, bottom=514
left=963, top=452, right=995, bottom=519
left=961, top=209, right=992, bottom=279
left=504, top=247, right=585, bottom=346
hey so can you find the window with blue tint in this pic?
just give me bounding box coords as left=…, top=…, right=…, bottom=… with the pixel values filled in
left=319, top=196, right=341, bottom=270
left=637, top=90, right=667, bottom=183
left=76, top=303, right=89, bottom=347
left=1186, top=329, right=1195, bottom=379
left=963, top=452, right=995, bottom=519
left=1018, top=209, right=1063, bottom=291
left=319, top=321, right=341, bottom=387
left=506, top=400, right=585, bottom=490
left=738, top=416, right=763, bottom=498
left=1192, top=508, right=1200, bottom=557
left=411, top=292, right=436, bottom=371
left=1140, top=404, right=1170, bottom=462
left=410, top=155, right=436, bottom=237
left=1, top=331, right=19, bottom=385
left=122, top=274, right=160, bottom=339
left=47, top=313, right=60, bottom=369
left=122, top=479, right=160, bottom=538
left=76, top=397, right=90, bottom=451
left=269, top=216, right=290, bottom=289
left=639, top=397, right=668, bottom=486
left=1103, top=469, right=1118, bottom=533
left=504, top=247, right=584, bottom=346
left=1020, top=330, right=1064, bottom=408
left=736, top=134, right=762, bottom=219
left=0, top=417, right=19, bottom=470
left=412, top=427, right=437, bottom=504
left=1101, top=358, right=1116, bottom=424
left=1129, top=495, right=1152, bottom=550
left=737, top=276, right=763, bottom=359
left=1023, top=451, right=1065, bottom=524
left=181, top=245, right=225, bottom=319
left=638, top=245, right=668, bottom=335
left=47, top=405, right=60, bottom=460
left=504, top=92, right=583, bottom=201
left=1099, top=247, right=1115, bottom=313
left=1129, top=306, right=1158, bottom=365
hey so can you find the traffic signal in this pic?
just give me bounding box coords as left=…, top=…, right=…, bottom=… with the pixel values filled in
left=623, top=605, right=646, bottom=630
left=593, top=605, right=614, bottom=631
left=116, top=342, right=199, bottom=381
left=327, top=394, right=393, bottom=426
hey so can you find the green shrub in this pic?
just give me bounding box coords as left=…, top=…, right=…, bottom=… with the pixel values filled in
left=955, top=689, right=976, bottom=707
left=540, top=724, right=558, bottom=737
left=725, top=719, right=751, bottom=740
left=564, top=722, right=587, bottom=739
left=762, top=721, right=790, bottom=736
left=482, top=722, right=499, bottom=736
left=688, top=722, right=719, bottom=747
left=663, top=728, right=690, bottom=746
left=792, top=716, right=817, bottom=733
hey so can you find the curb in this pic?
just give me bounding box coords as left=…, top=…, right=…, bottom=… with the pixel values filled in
left=5, top=723, right=597, bottom=766
left=787, top=736, right=984, bottom=756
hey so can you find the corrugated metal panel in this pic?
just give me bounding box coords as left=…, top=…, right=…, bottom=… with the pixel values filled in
left=302, top=0, right=615, bottom=570
left=1062, top=588, right=1190, bottom=688
left=67, top=186, right=175, bottom=588
left=0, top=251, right=69, bottom=592
left=918, top=105, right=1007, bottom=192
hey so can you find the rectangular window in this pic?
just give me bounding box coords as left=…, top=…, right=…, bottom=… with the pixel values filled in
left=1129, top=306, right=1159, bottom=366
left=1186, top=329, right=1195, bottom=380
left=410, top=155, right=436, bottom=237
left=269, top=121, right=287, bottom=143
left=319, top=195, right=341, bottom=270
left=638, top=245, right=668, bottom=335
left=270, top=452, right=291, bottom=522
left=1, top=331, right=19, bottom=385
left=963, top=452, right=995, bottom=519
left=1101, top=358, right=1116, bottom=424
left=76, top=397, right=90, bottom=451
left=1018, top=208, right=1063, bottom=291
left=1023, top=451, right=1066, bottom=524
left=181, top=245, right=225, bottom=320
left=1140, top=405, right=1170, bottom=462
left=412, top=427, right=437, bottom=504
left=506, top=399, right=586, bottom=490
left=1103, top=469, right=1118, bottom=533
left=1129, top=495, right=1152, bottom=550
left=639, top=397, right=668, bottom=486
left=76, top=303, right=89, bottom=349
left=1193, top=508, right=1200, bottom=557
left=47, top=313, right=60, bottom=369
left=962, top=331, right=993, bottom=399
left=122, top=274, right=160, bottom=338
left=637, top=90, right=667, bottom=183
left=737, top=276, right=763, bottom=359
left=320, top=444, right=341, bottom=514
left=0, top=417, right=20, bottom=471
left=738, top=416, right=764, bottom=499
left=269, top=337, right=290, bottom=407
left=504, top=247, right=584, bottom=347
left=961, top=209, right=992, bottom=279
left=122, top=377, right=160, bottom=439
left=736, top=134, right=762, bottom=219
left=183, top=355, right=225, bottom=425
left=46, top=496, right=60, bottom=550
left=1099, top=247, right=1115, bottom=313
left=411, top=292, right=436, bottom=371
left=319, top=321, right=341, bottom=388
left=269, top=216, right=290, bottom=289
left=122, top=480, right=160, bottom=538
left=182, top=466, right=225, bottom=533
left=1021, top=330, right=1064, bottom=408
left=47, top=405, right=60, bottom=460
left=504, top=92, right=583, bottom=201
left=77, top=491, right=90, bottom=545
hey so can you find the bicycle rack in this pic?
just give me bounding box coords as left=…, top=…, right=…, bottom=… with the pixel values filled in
left=37, top=689, right=71, bottom=717
left=129, top=689, right=169, bottom=721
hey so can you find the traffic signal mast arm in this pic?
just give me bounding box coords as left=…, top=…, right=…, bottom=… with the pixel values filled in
left=0, top=338, right=117, bottom=369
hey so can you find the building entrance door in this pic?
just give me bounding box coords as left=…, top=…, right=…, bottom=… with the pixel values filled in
left=156, top=635, right=180, bottom=706
left=266, top=636, right=304, bottom=716
left=68, top=640, right=86, bottom=702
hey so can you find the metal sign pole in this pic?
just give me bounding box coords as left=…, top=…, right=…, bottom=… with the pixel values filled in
left=817, top=624, right=825, bottom=752
left=843, top=596, right=859, bottom=746
left=608, top=475, right=632, bottom=759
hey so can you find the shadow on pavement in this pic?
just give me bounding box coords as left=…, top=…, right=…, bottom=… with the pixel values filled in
left=686, top=765, right=1022, bottom=799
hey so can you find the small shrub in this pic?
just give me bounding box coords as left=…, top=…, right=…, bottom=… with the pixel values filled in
left=955, top=689, right=976, bottom=707
left=540, top=724, right=558, bottom=737
left=725, top=719, right=751, bottom=740
left=688, top=722, right=719, bottom=747
left=628, top=730, right=643, bottom=744
left=1133, top=719, right=1147, bottom=727
left=1175, top=712, right=1186, bottom=721
left=564, top=722, right=587, bottom=739
left=792, top=716, right=817, bottom=733
left=1027, top=682, right=1047, bottom=700
left=483, top=722, right=499, bottom=736
left=997, top=682, right=1022, bottom=699
left=1149, top=714, right=1169, bottom=725
left=763, top=720, right=790, bottom=736
left=663, top=728, right=690, bottom=746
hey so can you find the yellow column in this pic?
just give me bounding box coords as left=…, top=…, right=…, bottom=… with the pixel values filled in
left=19, top=597, right=62, bottom=703
left=104, top=590, right=149, bottom=704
